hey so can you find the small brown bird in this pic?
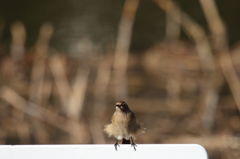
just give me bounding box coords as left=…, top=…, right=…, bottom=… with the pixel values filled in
left=104, top=101, right=141, bottom=151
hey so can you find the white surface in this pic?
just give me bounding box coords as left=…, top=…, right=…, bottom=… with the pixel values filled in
left=0, top=144, right=208, bottom=159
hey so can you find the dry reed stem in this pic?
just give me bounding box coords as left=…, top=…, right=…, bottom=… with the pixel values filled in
left=41, top=79, right=53, bottom=107
left=200, top=80, right=220, bottom=130
left=9, top=22, right=29, bottom=142
left=199, top=0, right=240, bottom=112
left=113, top=0, right=139, bottom=99
left=50, top=55, right=71, bottom=109
left=50, top=55, right=89, bottom=119
left=29, top=23, right=53, bottom=105
left=155, top=0, right=216, bottom=73
left=27, top=24, right=54, bottom=143
left=0, top=87, right=89, bottom=142
left=154, top=0, right=222, bottom=131
left=35, top=23, right=54, bottom=52
left=165, top=1, right=180, bottom=41
left=199, top=0, right=227, bottom=50
left=28, top=57, right=46, bottom=104
left=90, top=56, right=112, bottom=143
left=10, top=22, right=26, bottom=61
left=67, top=68, right=89, bottom=119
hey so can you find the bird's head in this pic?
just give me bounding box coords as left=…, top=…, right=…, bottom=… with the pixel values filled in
left=115, top=101, right=130, bottom=113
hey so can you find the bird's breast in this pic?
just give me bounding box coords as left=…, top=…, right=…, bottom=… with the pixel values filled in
left=112, top=111, right=129, bottom=124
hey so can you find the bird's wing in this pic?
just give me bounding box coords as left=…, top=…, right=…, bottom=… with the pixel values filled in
left=128, top=112, right=141, bottom=133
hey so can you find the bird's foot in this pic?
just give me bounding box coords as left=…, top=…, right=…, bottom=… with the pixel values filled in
left=114, top=142, right=120, bottom=151
left=131, top=143, right=137, bottom=151
left=130, top=137, right=137, bottom=151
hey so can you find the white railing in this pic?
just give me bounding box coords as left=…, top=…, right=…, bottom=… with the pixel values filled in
left=0, top=144, right=208, bottom=159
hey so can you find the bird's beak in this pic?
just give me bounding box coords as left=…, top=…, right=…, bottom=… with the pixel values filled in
left=115, top=105, right=120, bottom=110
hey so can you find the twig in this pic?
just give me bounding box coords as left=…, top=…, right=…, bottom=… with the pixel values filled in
left=113, top=0, right=140, bottom=99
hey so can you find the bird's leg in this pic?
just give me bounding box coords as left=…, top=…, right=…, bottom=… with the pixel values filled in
left=130, top=136, right=137, bottom=151
left=114, top=140, right=120, bottom=151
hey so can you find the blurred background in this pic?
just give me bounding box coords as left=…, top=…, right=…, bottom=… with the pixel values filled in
left=0, top=0, right=239, bottom=158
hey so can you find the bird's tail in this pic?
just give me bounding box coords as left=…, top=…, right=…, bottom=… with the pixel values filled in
left=122, top=138, right=130, bottom=144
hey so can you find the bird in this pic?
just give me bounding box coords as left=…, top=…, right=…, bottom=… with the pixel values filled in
left=104, top=101, right=141, bottom=151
